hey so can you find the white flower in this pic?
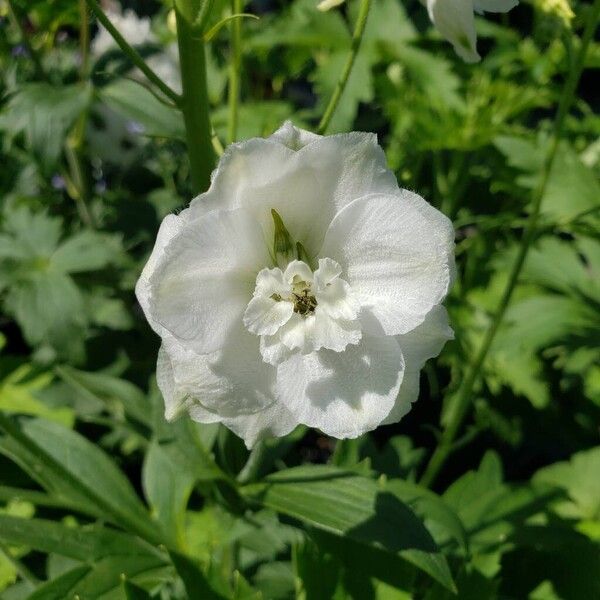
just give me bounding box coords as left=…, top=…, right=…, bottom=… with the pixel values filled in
left=426, top=0, right=519, bottom=63
left=92, top=7, right=154, bottom=57
left=136, top=122, right=455, bottom=447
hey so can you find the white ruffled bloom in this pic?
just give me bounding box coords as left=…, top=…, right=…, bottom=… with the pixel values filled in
left=426, top=0, right=519, bottom=62
left=136, top=123, right=455, bottom=447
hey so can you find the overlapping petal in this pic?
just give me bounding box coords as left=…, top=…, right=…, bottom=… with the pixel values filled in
left=188, top=122, right=399, bottom=257
left=320, top=191, right=455, bottom=336
left=275, top=335, right=404, bottom=438
left=147, top=208, right=269, bottom=354
left=382, top=306, right=454, bottom=425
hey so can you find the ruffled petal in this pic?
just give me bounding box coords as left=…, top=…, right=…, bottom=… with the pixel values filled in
left=243, top=295, right=294, bottom=336
left=187, top=123, right=399, bottom=257
left=427, top=0, right=480, bottom=63
left=220, top=402, right=299, bottom=449
left=320, top=192, right=455, bottom=336
left=159, top=325, right=276, bottom=420
left=275, top=335, right=404, bottom=438
left=148, top=208, right=270, bottom=354
left=157, top=335, right=296, bottom=448
left=381, top=306, right=454, bottom=425
left=135, top=212, right=186, bottom=337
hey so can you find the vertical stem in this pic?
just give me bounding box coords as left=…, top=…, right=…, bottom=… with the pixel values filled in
left=175, top=0, right=216, bottom=193
left=419, top=1, right=600, bottom=489
left=228, top=0, right=243, bottom=143
left=78, top=0, right=90, bottom=78
left=316, top=0, right=371, bottom=135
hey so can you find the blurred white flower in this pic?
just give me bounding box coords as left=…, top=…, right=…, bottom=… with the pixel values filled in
left=92, top=5, right=182, bottom=93
left=91, top=7, right=154, bottom=57
left=136, top=122, right=455, bottom=447
left=426, top=0, right=519, bottom=62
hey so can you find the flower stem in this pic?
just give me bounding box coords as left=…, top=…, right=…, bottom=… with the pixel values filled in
left=175, top=0, right=216, bottom=193
left=237, top=441, right=267, bottom=484
left=316, top=0, right=371, bottom=135
left=419, top=1, right=600, bottom=489
left=227, top=0, right=243, bottom=143
left=84, top=0, right=180, bottom=105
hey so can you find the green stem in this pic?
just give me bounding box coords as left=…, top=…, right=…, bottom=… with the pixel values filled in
left=227, top=0, right=243, bottom=143
left=419, top=2, right=600, bottom=489
left=317, top=0, right=371, bottom=134
left=84, top=0, right=180, bottom=104
left=237, top=441, right=267, bottom=484
left=6, top=0, right=46, bottom=81
left=175, top=0, right=216, bottom=193
left=78, top=0, right=90, bottom=78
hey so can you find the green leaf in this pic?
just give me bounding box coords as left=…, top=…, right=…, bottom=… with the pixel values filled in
left=26, top=565, right=90, bottom=600
left=0, top=365, right=73, bottom=427
left=170, top=550, right=227, bottom=600
left=243, top=465, right=455, bottom=591
left=0, top=83, right=92, bottom=171
left=534, top=446, right=600, bottom=524
left=27, top=556, right=169, bottom=600
left=101, top=80, right=185, bottom=140
left=55, top=366, right=151, bottom=429
left=0, top=515, right=163, bottom=561
left=142, top=440, right=196, bottom=548
left=51, top=231, right=123, bottom=274
left=122, top=580, right=153, bottom=600
left=0, top=418, right=161, bottom=544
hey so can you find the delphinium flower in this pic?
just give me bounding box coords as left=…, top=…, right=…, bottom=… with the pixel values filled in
left=317, top=0, right=519, bottom=63
left=425, top=0, right=519, bottom=62
left=136, top=123, right=455, bottom=447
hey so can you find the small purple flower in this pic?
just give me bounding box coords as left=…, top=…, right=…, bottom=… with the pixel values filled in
left=126, top=120, right=145, bottom=135
left=51, top=175, right=66, bottom=190
left=11, top=44, right=28, bottom=58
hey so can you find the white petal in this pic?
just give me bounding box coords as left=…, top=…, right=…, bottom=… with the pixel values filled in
left=148, top=208, right=270, bottom=354
left=279, top=313, right=316, bottom=354
left=474, top=0, right=518, bottom=13
left=320, top=192, right=455, bottom=336
left=284, top=260, right=314, bottom=284
left=243, top=296, right=294, bottom=336
left=253, top=267, right=288, bottom=297
left=260, top=333, right=294, bottom=366
left=187, top=129, right=398, bottom=257
left=313, top=257, right=342, bottom=286
left=135, top=212, right=185, bottom=337
left=275, top=335, right=404, bottom=438
left=160, top=326, right=276, bottom=419
left=268, top=121, right=322, bottom=150
left=427, top=0, right=480, bottom=63
left=381, top=305, right=453, bottom=425
left=312, top=309, right=362, bottom=352
left=221, top=402, right=299, bottom=449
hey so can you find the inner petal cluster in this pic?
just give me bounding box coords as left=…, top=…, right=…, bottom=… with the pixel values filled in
left=243, top=258, right=362, bottom=365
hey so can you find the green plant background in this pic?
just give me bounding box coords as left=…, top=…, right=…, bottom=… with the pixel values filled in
left=0, top=0, right=598, bottom=598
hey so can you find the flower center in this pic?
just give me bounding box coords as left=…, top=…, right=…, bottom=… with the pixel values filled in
left=271, top=276, right=318, bottom=316
left=243, top=258, right=362, bottom=365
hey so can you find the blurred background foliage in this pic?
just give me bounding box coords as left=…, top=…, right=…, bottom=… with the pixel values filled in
left=0, top=0, right=598, bottom=598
